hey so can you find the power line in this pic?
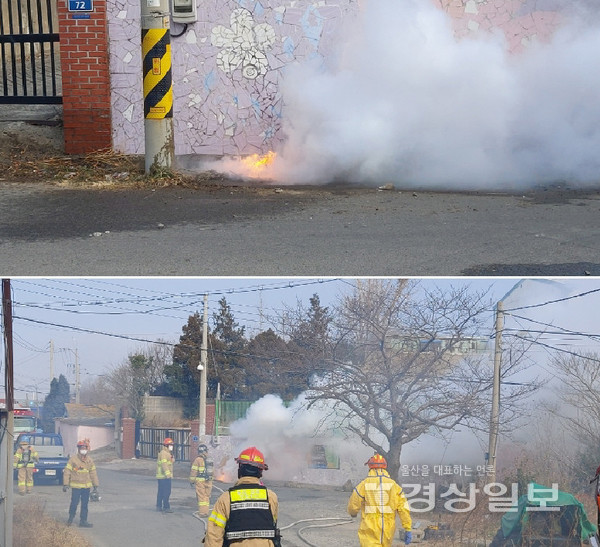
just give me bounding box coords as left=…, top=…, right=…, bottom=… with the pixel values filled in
left=12, top=315, right=295, bottom=363
left=506, top=312, right=600, bottom=343
left=12, top=280, right=342, bottom=336
left=503, top=287, right=600, bottom=313
left=15, top=278, right=341, bottom=308
left=507, top=333, right=600, bottom=363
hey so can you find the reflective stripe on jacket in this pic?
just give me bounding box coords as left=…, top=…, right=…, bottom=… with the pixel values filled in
left=63, top=454, right=99, bottom=489
left=347, top=468, right=412, bottom=547
left=225, top=483, right=276, bottom=541
left=156, top=447, right=173, bottom=479
left=205, top=476, right=278, bottom=547
left=13, top=447, right=39, bottom=469
left=190, top=455, right=206, bottom=482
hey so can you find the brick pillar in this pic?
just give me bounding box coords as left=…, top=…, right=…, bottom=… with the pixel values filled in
left=121, top=417, right=136, bottom=459
left=190, top=420, right=199, bottom=454
left=206, top=404, right=215, bottom=436
left=56, top=0, right=112, bottom=154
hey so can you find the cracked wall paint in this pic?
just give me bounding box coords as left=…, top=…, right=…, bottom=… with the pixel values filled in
left=108, top=0, right=565, bottom=158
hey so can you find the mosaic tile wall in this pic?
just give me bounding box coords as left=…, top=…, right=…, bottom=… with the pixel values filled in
left=436, top=0, right=563, bottom=53
left=108, top=0, right=563, bottom=157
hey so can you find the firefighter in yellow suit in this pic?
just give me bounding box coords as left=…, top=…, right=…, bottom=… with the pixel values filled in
left=347, top=454, right=412, bottom=547
left=13, top=437, right=39, bottom=494
left=63, top=439, right=99, bottom=527
left=156, top=437, right=175, bottom=512
left=189, top=443, right=213, bottom=516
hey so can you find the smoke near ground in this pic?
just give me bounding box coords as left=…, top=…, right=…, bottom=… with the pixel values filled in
left=227, top=393, right=372, bottom=483
left=225, top=393, right=487, bottom=484
left=219, top=0, right=600, bottom=190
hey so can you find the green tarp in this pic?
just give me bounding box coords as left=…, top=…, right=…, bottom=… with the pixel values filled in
left=500, top=483, right=596, bottom=541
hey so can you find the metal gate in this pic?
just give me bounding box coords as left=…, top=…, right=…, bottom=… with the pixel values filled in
left=0, top=0, right=61, bottom=104
left=138, top=427, right=192, bottom=462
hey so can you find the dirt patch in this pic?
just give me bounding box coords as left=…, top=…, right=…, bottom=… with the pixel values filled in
left=0, top=107, right=364, bottom=195
left=0, top=106, right=235, bottom=189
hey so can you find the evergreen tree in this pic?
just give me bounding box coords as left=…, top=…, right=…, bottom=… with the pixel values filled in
left=210, top=297, right=249, bottom=400
left=288, top=293, right=335, bottom=380
left=159, top=298, right=252, bottom=417
left=41, top=374, right=70, bottom=433
left=162, top=311, right=204, bottom=417
left=246, top=328, right=306, bottom=400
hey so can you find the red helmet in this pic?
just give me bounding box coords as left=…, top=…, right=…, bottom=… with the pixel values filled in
left=163, top=437, right=174, bottom=446
left=77, top=439, right=90, bottom=450
left=366, top=454, right=387, bottom=469
left=235, top=446, right=268, bottom=470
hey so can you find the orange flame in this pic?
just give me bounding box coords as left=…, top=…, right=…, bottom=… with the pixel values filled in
left=241, top=151, right=276, bottom=178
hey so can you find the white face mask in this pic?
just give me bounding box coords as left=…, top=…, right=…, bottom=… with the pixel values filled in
left=79, top=449, right=88, bottom=456
left=168, top=445, right=173, bottom=451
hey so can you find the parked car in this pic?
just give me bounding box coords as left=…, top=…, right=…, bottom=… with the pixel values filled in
left=14, top=433, right=68, bottom=484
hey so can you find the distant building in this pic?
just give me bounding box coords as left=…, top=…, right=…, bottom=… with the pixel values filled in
left=386, top=333, right=490, bottom=355
left=55, top=403, right=115, bottom=455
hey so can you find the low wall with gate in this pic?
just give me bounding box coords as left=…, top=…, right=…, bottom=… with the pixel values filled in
left=48, top=0, right=568, bottom=159
left=119, top=417, right=367, bottom=487
left=106, top=0, right=563, bottom=159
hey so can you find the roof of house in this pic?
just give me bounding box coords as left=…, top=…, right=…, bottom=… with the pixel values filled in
left=58, top=403, right=116, bottom=426
left=65, top=403, right=115, bottom=418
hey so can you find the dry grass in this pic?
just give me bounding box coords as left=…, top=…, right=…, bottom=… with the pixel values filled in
left=13, top=497, right=92, bottom=547
left=0, top=142, right=229, bottom=189
left=445, top=490, right=503, bottom=545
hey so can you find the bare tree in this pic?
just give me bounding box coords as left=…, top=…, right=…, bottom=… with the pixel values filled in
left=302, top=279, right=539, bottom=480
left=551, top=352, right=600, bottom=444
left=84, top=341, right=173, bottom=420
left=546, top=351, right=600, bottom=486
left=79, top=375, right=113, bottom=405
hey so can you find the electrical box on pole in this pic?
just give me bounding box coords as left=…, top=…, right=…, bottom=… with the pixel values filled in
left=171, top=0, right=197, bottom=24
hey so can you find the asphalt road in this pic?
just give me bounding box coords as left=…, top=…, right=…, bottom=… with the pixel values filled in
left=1, top=181, right=600, bottom=276
left=19, top=459, right=377, bottom=547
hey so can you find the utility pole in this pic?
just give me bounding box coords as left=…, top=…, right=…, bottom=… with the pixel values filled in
left=487, top=300, right=503, bottom=483
left=199, top=294, right=208, bottom=436
left=140, top=0, right=174, bottom=173
left=485, top=279, right=563, bottom=484
left=49, top=339, right=54, bottom=383
left=75, top=348, right=80, bottom=404
left=258, top=289, right=264, bottom=333
left=1, top=279, right=14, bottom=546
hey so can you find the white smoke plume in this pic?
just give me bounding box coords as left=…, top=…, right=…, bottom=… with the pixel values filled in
left=219, top=0, right=600, bottom=190
left=226, top=393, right=372, bottom=483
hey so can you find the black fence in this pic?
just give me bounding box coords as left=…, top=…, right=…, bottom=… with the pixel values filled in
left=138, top=427, right=192, bottom=462
left=0, top=0, right=61, bottom=104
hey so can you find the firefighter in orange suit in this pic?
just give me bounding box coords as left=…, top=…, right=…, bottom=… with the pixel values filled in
left=190, top=443, right=213, bottom=516
left=13, top=437, right=39, bottom=494
left=347, top=453, right=412, bottom=547
left=63, top=439, right=99, bottom=527
left=205, top=446, right=280, bottom=547
left=156, top=437, right=175, bottom=512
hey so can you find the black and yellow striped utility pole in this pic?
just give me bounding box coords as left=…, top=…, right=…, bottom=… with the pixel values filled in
left=141, top=0, right=174, bottom=173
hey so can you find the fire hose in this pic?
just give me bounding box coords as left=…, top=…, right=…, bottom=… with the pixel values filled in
left=280, top=517, right=355, bottom=547
left=192, top=511, right=207, bottom=535
left=194, top=485, right=354, bottom=546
